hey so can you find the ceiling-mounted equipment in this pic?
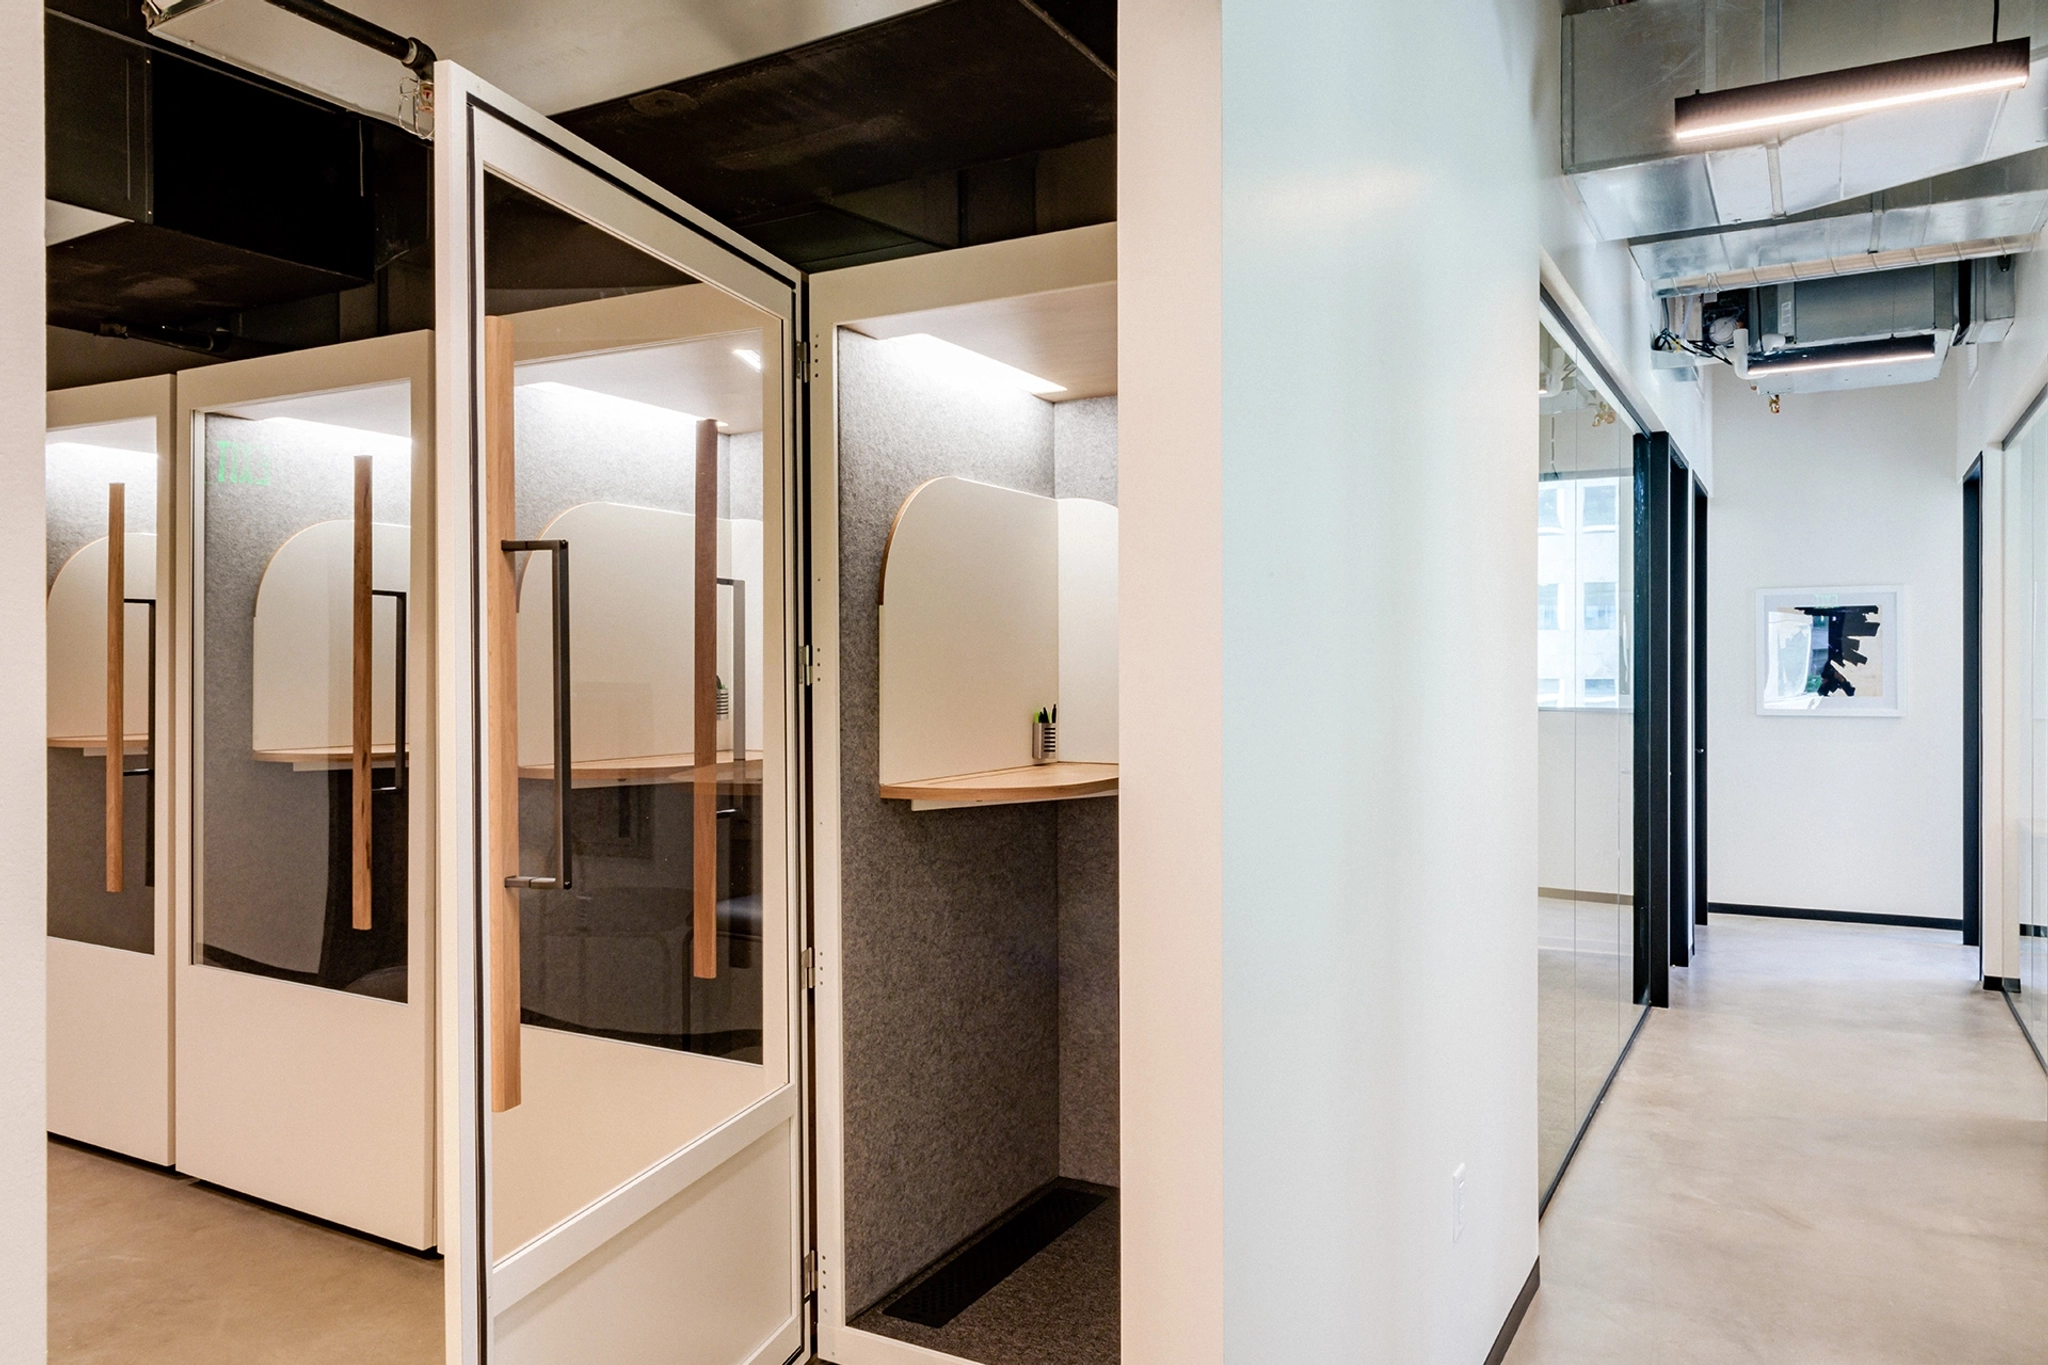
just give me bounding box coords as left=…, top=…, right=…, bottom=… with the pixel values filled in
left=1673, top=36, right=2030, bottom=142
left=144, top=0, right=435, bottom=79
left=1744, top=334, right=1939, bottom=378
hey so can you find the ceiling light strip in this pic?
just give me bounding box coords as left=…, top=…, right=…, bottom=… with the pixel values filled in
left=1674, top=37, right=2031, bottom=142
left=1746, top=335, right=1937, bottom=377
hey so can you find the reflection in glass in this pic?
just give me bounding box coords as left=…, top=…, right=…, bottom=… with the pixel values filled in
left=1536, top=323, right=1642, bottom=1195
left=2012, top=419, right=2048, bottom=1055
left=196, top=385, right=413, bottom=999
left=483, top=173, right=786, bottom=1261
left=47, top=419, right=159, bottom=952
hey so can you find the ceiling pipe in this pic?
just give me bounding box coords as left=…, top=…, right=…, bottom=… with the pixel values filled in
left=146, top=0, right=435, bottom=79
left=256, top=0, right=435, bottom=78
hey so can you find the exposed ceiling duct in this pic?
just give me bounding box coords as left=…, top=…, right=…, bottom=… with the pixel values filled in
left=1564, top=0, right=2048, bottom=240
left=1630, top=144, right=2048, bottom=293
left=1568, top=0, right=2048, bottom=395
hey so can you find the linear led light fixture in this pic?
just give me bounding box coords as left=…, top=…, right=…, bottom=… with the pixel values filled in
left=1674, top=37, right=2030, bottom=142
left=882, top=333, right=1065, bottom=396
left=1745, top=334, right=1937, bottom=378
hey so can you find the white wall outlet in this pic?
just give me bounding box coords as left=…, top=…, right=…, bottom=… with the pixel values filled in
left=1451, top=1164, right=1468, bottom=1244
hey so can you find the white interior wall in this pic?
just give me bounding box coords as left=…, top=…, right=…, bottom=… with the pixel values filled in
left=1122, top=1, right=1695, bottom=1360
left=1707, top=366, right=1963, bottom=920
left=0, top=2, right=46, bottom=1354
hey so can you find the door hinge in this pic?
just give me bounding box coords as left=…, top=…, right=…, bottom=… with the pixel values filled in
left=802, top=946, right=818, bottom=991
left=803, top=1249, right=818, bottom=1296
left=799, top=643, right=821, bottom=687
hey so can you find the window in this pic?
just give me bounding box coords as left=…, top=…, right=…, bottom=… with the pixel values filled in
left=1538, top=485, right=1561, bottom=529
left=1582, top=677, right=1618, bottom=701
left=1581, top=482, right=1617, bottom=528
left=1583, top=581, right=1617, bottom=631
left=1538, top=583, right=1559, bottom=630
left=1538, top=678, right=1561, bottom=705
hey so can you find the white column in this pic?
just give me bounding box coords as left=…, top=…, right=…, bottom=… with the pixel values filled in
left=1121, top=0, right=1545, bottom=1359
left=0, top=0, right=47, bottom=1354
left=1119, top=1, right=1225, bottom=1363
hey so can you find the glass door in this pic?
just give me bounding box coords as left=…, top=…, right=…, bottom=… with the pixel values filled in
left=435, top=68, right=805, bottom=1364
left=46, top=379, right=174, bottom=1165
left=173, top=334, right=436, bottom=1249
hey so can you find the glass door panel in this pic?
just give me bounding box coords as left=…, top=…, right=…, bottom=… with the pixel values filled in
left=450, top=77, right=802, bottom=1365
left=197, top=384, right=413, bottom=996
left=46, top=391, right=174, bottom=1167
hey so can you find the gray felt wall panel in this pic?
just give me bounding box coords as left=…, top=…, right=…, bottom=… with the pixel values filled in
left=838, top=330, right=1064, bottom=1313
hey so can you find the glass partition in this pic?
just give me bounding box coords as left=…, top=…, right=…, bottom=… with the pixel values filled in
left=47, top=417, right=160, bottom=951
left=481, top=173, right=789, bottom=1261
left=1536, top=320, right=1644, bottom=1197
left=2007, top=415, right=2048, bottom=1056
left=194, top=383, right=414, bottom=998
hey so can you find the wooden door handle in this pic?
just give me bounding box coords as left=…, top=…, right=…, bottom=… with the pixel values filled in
left=105, top=483, right=124, bottom=894
left=692, top=418, right=719, bottom=980
left=486, top=314, right=523, bottom=1112
left=353, top=454, right=373, bottom=930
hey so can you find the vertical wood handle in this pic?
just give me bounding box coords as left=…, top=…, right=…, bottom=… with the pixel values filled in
left=486, top=315, right=523, bottom=1112
left=105, top=483, right=124, bottom=894
left=353, top=454, right=374, bottom=930
left=692, top=418, right=719, bottom=980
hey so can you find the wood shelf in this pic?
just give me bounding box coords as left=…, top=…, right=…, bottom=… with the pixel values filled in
left=880, top=761, right=1117, bottom=809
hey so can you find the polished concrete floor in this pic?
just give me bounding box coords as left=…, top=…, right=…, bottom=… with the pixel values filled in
left=49, top=1140, right=441, bottom=1364
left=1509, top=915, right=2048, bottom=1364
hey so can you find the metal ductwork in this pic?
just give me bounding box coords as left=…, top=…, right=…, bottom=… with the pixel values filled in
left=1658, top=257, right=2015, bottom=392
left=1568, top=0, right=2046, bottom=393
left=1564, top=0, right=2047, bottom=239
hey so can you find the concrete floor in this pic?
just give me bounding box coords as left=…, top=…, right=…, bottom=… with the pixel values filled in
left=49, top=1140, right=442, bottom=1364
left=1509, top=915, right=2048, bottom=1364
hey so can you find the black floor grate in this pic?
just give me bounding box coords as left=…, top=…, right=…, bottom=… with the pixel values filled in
left=881, top=1183, right=1107, bottom=1328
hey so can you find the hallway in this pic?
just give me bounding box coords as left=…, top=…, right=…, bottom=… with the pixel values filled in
left=1510, top=915, right=2048, bottom=1363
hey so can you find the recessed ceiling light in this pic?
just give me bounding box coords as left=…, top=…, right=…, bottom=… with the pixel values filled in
left=1674, top=38, right=2030, bottom=142
left=733, top=348, right=763, bottom=372
left=882, top=333, right=1065, bottom=396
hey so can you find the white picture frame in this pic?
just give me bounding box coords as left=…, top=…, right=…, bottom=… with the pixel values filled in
left=1755, top=585, right=1902, bottom=717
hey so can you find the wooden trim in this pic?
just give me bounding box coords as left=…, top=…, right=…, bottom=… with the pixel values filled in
left=486, top=315, right=523, bottom=1112
left=875, top=477, right=942, bottom=607
left=352, top=454, right=374, bottom=931
left=105, top=482, right=124, bottom=894
left=693, top=417, right=719, bottom=980
left=878, top=761, right=1117, bottom=805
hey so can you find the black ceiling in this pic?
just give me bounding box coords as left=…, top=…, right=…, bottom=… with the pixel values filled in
left=45, top=0, right=1114, bottom=377
left=556, top=0, right=1115, bottom=264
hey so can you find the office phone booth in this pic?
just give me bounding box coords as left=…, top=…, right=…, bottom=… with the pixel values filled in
left=434, top=66, right=808, bottom=1363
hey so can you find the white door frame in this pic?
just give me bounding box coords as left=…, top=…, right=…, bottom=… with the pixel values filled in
left=45, top=375, right=177, bottom=1167
left=172, top=331, right=438, bottom=1248
left=428, top=62, right=809, bottom=1365
left=804, top=223, right=1116, bottom=1365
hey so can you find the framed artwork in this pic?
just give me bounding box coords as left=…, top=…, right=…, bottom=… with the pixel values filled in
left=1756, top=586, right=1902, bottom=717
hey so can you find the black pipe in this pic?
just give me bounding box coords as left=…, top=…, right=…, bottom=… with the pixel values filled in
left=255, top=0, right=436, bottom=78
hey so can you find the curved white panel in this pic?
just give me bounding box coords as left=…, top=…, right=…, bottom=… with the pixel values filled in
left=515, top=502, right=764, bottom=768
left=877, top=476, right=1118, bottom=784
left=250, top=518, right=410, bottom=754
left=47, top=532, right=156, bottom=745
